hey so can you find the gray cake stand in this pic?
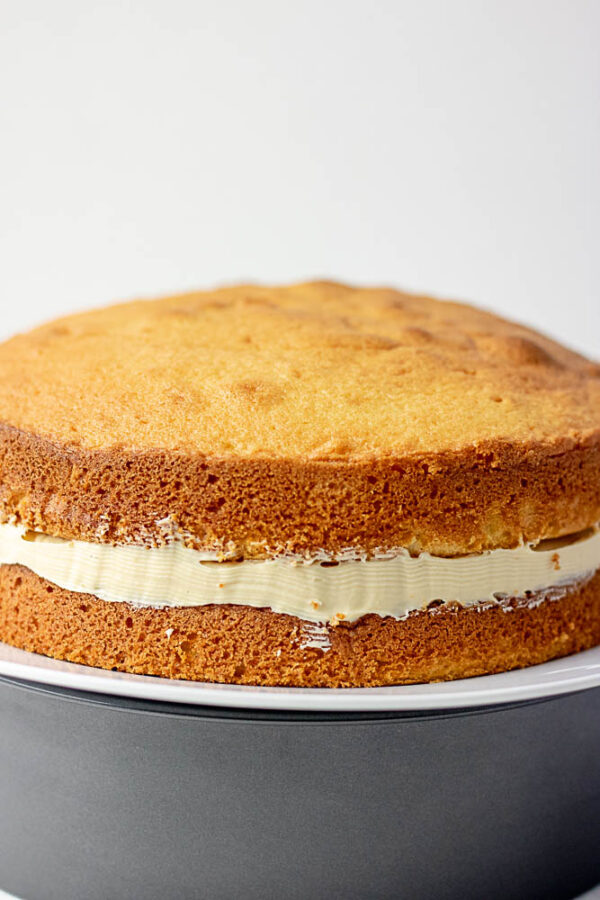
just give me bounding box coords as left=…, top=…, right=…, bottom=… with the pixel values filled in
left=1, top=644, right=599, bottom=900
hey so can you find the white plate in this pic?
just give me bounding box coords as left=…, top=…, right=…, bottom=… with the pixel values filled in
left=2, top=642, right=600, bottom=711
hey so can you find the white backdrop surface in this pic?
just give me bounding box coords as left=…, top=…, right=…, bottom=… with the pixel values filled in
left=0, top=0, right=598, bottom=354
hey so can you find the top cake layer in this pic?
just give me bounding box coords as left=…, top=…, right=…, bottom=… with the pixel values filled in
left=0, top=281, right=598, bottom=458
left=0, top=282, right=599, bottom=556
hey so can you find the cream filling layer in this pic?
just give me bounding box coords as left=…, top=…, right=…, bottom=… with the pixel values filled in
left=0, top=522, right=599, bottom=624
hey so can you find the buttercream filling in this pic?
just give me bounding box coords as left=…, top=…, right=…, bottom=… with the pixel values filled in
left=0, top=522, right=598, bottom=624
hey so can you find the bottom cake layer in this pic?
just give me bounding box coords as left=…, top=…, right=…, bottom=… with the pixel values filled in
left=1, top=563, right=600, bottom=687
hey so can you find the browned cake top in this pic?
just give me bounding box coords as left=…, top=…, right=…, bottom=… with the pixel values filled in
left=0, top=281, right=598, bottom=459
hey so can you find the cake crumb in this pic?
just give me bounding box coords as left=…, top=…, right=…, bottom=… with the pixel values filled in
left=551, top=552, right=561, bottom=571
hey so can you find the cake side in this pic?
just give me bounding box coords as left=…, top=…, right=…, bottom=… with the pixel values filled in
left=1, top=424, right=600, bottom=556
left=1, top=563, right=599, bottom=687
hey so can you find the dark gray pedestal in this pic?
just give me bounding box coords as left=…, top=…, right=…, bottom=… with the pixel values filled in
left=1, top=677, right=599, bottom=900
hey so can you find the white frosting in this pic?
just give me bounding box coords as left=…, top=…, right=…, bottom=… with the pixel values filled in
left=0, top=522, right=598, bottom=624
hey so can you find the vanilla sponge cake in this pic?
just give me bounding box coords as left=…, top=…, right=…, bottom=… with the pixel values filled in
left=0, top=281, right=599, bottom=687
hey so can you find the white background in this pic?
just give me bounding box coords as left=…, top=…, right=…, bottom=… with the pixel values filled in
left=0, top=0, right=598, bottom=353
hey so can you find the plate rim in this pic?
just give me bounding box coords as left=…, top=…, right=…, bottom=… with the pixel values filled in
left=1, top=642, right=600, bottom=711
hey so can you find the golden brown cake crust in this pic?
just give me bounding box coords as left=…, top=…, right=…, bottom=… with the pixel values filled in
left=1, top=564, right=599, bottom=687
left=1, top=424, right=600, bottom=556
left=0, top=282, right=600, bottom=556
left=2, top=282, right=600, bottom=459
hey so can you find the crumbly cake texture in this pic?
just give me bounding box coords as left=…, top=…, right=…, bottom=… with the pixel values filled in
left=0, top=282, right=600, bottom=557
left=1, top=564, right=599, bottom=687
